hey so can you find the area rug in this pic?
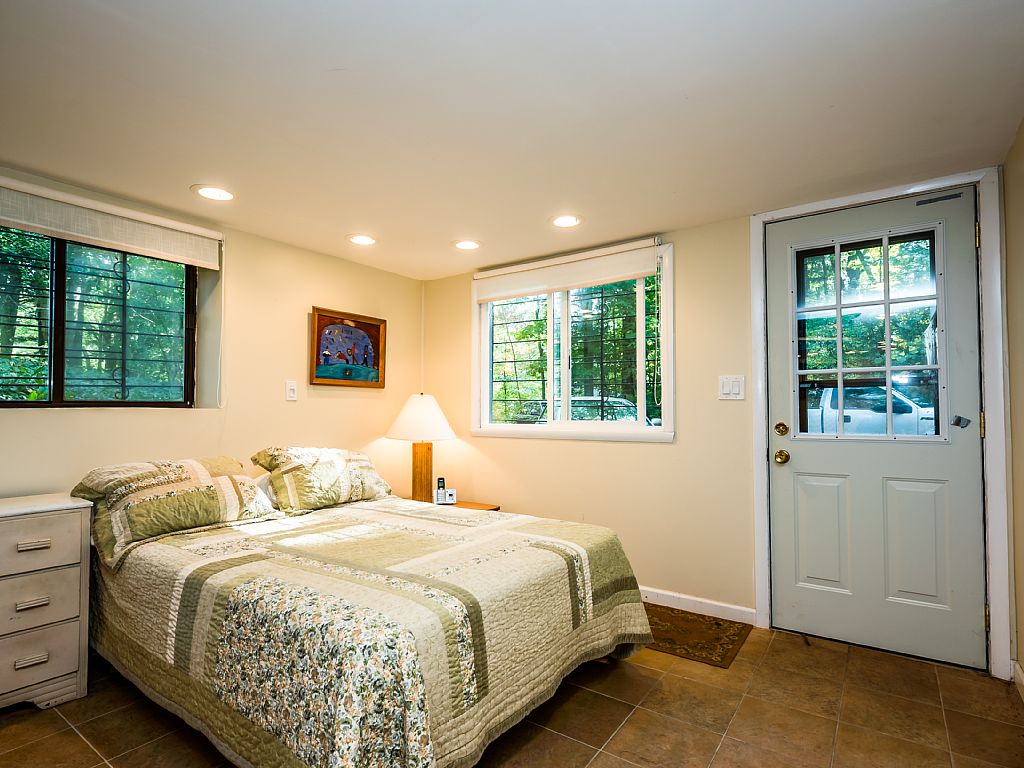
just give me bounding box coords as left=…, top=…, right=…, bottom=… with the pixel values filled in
left=644, top=602, right=753, bottom=669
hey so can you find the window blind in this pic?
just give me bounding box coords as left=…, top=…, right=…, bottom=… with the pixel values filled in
left=0, top=181, right=222, bottom=270
left=473, top=237, right=659, bottom=303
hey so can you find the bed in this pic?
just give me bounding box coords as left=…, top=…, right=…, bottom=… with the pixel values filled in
left=89, top=495, right=652, bottom=768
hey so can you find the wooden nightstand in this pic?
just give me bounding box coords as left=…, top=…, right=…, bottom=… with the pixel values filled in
left=452, top=501, right=501, bottom=511
left=0, top=493, right=91, bottom=709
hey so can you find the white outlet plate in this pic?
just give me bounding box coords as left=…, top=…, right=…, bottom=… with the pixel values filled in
left=718, top=375, right=745, bottom=400
left=285, top=380, right=298, bottom=401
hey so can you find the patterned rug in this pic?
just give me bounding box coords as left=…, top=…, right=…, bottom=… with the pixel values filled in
left=644, top=602, right=753, bottom=669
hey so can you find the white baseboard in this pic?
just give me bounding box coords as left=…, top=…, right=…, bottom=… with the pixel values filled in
left=1014, top=661, right=1024, bottom=702
left=639, top=585, right=758, bottom=626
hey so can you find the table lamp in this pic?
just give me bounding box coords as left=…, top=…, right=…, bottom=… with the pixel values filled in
left=386, top=393, right=455, bottom=501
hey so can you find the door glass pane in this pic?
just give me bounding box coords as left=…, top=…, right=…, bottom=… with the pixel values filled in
left=0, top=227, right=51, bottom=402
left=798, top=373, right=838, bottom=434
left=796, top=246, right=835, bottom=308
left=797, top=310, right=837, bottom=370
left=893, top=369, right=939, bottom=436
left=840, top=239, right=884, bottom=303
left=888, top=232, right=936, bottom=299
left=890, top=300, right=938, bottom=366
left=489, top=294, right=548, bottom=424
left=842, top=372, right=888, bottom=436
left=841, top=304, right=885, bottom=368
left=569, top=280, right=637, bottom=421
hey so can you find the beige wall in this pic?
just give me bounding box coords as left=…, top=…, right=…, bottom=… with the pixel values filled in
left=424, top=218, right=756, bottom=608
left=0, top=226, right=423, bottom=498
left=1005, top=120, right=1024, bottom=662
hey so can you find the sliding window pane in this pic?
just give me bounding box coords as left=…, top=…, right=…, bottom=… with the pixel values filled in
left=490, top=294, right=548, bottom=423
left=569, top=280, right=637, bottom=422
left=644, top=274, right=662, bottom=423
left=0, top=228, right=51, bottom=401
left=64, top=244, right=186, bottom=402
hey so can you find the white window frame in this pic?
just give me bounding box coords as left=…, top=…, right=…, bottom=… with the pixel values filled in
left=470, top=241, right=675, bottom=442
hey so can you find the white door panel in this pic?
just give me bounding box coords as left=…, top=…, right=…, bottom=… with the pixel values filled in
left=767, top=186, right=986, bottom=667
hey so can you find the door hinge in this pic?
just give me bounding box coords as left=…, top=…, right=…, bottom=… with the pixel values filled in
left=980, top=411, right=986, bottom=439
left=985, top=604, right=991, bottom=632
left=975, top=220, right=981, bottom=249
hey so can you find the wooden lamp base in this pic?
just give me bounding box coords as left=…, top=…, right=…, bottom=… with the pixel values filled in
left=411, top=442, right=433, bottom=502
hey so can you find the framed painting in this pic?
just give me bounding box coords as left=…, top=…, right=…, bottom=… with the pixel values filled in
left=309, top=306, right=386, bottom=388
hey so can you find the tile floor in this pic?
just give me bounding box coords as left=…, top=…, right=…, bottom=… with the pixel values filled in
left=2, top=631, right=1024, bottom=767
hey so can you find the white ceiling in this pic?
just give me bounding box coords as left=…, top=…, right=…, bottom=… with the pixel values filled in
left=2, top=1, right=1023, bottom=280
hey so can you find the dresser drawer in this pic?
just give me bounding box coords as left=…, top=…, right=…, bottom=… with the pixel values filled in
left=0, top=621, right=80, bottom=694
left=0, top=512, right=82, bottom=577
left=0, top=567, right=81, bottom=636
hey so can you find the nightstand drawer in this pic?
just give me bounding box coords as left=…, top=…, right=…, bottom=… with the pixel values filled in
left=0, top=621, right=80, bottom=694
left=0, top=567, right=81, bottom=636
left=0, top=512, right=82, bottom=577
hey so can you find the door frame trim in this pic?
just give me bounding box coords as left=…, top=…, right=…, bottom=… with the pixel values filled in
left=749, top=167, right=1014, bottom=679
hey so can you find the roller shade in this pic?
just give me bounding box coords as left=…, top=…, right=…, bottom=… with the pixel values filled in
left=474, top=237, right=659, bottom=303
left=0, top=180, right=222, bottom=270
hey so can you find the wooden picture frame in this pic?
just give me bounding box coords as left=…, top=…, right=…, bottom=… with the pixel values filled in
left=309, top=306, right=386, bottom=388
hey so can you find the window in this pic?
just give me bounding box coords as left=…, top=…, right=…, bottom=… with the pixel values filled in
left=795, top=228, right=943, bottom=438
left=474, top=238, right=673, bottom=441
left=0, top=225, right=196, bottom=406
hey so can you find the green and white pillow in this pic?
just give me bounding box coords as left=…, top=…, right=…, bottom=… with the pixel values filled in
left=72, top=456, right=276, bottom=569
left=250, top=447, right=392, bottom=513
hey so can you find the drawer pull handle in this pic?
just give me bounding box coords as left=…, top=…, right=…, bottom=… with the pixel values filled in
left=14, top=652, right=49, bottom=670
left=16, top=539, right=52, bottom=553
left=15, top=596, right=51, bottom=612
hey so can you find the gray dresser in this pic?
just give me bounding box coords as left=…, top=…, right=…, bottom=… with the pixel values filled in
left=0, top=493, right=91, bottom=708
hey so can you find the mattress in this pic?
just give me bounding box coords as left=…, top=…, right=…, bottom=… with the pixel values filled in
left=89, top=496, right=652, bottom=768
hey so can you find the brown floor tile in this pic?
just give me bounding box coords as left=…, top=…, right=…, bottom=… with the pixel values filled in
left=938, top=667, right=1024, bottom=726
left=840, top=683, right=947, bottom=750
left=87, top=652, right=115, bottom=682
left=57, top=673, right=142, bottom=725
left=640, top=674, right=743, bottom=733
left=527, top=683, right=633, bottom=748
left=0, top=727, right=104, bottom=768
left=604, top=707, right=721, bottom=768
left=77, top=697, right=182, bottom=759
left=733, top=630, right=774, bottom=665
left=625, top=647, right=679, bottom=672
left=726, top=696, right=835, bottom=768
left=746, top=664, right=843, bottom=719
left=588, top=753, right=643, bottom=768
left=760, top=632, right=848, bottom=682
left=833, top=723, right=951, bottom=767
left=110, top=727, right=226, bottom=767
left=951, top=755, right=1007, bottom=768
left=475, top=720, right=595, bottom=768
left=945, top=710, right=1024, bottom=767
left=566, top=658, right=663, bottom=705
left=668, top=657, right=757, bottom=694
left=710, top=737, right=812, bottom=767
left=846, top=647, right=940, bottom=705
left=0, top=703, right=68, bottom=753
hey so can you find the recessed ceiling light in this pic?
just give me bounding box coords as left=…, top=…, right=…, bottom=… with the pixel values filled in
left=552, top=214, right=581, bottom=228
left=454, top=240, right=481, bottom=250
left=348, top=234, right=376, bottom=246
left=190, top=184, right=233, bottom=201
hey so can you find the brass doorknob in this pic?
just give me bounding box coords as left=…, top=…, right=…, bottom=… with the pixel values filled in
left=774, top=449, right=791, bottom=465
left=773, top=421, right=790, bottom=436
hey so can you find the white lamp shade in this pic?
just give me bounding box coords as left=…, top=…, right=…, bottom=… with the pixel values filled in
left=386, top=393, right=456, bottom=442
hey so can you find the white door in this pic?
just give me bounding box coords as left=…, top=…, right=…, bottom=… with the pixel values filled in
left=766, top=186, right=986, bottom=668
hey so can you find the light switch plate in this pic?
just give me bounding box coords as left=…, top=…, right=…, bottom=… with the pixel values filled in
left=718, top=375, right=745, bottom=400
left=285, top=380, right=298, bottom=401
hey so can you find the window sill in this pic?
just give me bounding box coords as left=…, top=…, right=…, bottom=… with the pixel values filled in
left=470, top=424, right=675, bottom=443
